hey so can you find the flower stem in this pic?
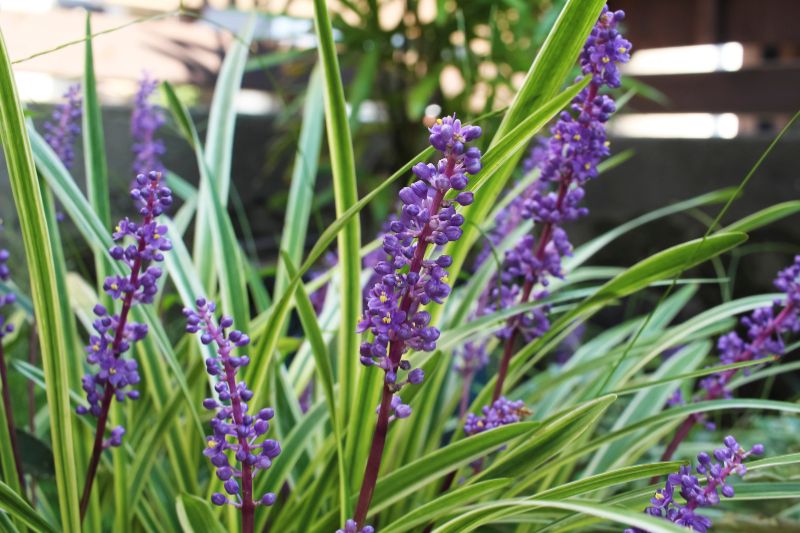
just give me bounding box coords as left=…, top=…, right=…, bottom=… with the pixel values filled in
left=221, top=343, right=254, bottom=533
left=492, top=180, right=566, bottom=402
left=353, top=384, right=393, bottom=527
left=79, top=385, right=113, bottom=521
left=0, top=339, right=26, bottom=493
left=354, top=182, right=450, bottom=528
left=657, top=302, right=795, bottom=471
left=79, top=217, right=149, bottom=523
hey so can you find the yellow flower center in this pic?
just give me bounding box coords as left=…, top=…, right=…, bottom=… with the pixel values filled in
left=436, top=118, right=443, bottom=125
left=154, top=233, right=160, bottom=240
left=618, top=47, right=627, bottom=53
left=208, top=439, right=218, bottom=448
left=92, top=344, right=100, bottom=352
left=584, top=162, right=591, bottom=170
left=115, top=225, right=121, bottom=233
left=655, top=492, right=664, bottom=500
left=110, top=283, right=119, bottom=290
left=554, top=133, right=562, bottom=140
left=602, top=56, right=610, bottom=63
left=440, top=275, right=449, bottom=283
left=379, top=291, right=388, bottom=303
left=109, top=367, right=117, bottom=375
left=382, top=314, right=392, bottom=324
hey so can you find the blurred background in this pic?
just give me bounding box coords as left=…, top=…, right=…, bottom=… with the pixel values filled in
left=1, top=0, right=799, bottom=300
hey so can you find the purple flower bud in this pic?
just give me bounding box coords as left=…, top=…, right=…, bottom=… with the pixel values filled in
left=408, top=368, right=424, bottom=385
left=224, top=478, right=239, bottom=495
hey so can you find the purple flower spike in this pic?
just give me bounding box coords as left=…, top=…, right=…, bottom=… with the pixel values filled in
left=44, top=84, right=82, bottom=169
left=358, top=114, right=482, bottom=409
left=184, top=300, right=281, bottom=516
left=337, top=519, right=375, bottom=533
left=77, top=171, right=174, bottom=519
left=580, top=7, right=631, bottom=88
left=698, top=255, right=800, bottom=401
left=626, top=437, right=762, bottom=533
left=77, top=171, right=173, bottom=445
left=461, top=6, right=631, bottom=422
left=464, top=397, right=529, bottom=436
left=131, top=73, right=166, bottom=177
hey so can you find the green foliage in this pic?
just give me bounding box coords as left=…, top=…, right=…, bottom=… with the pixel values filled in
left=0, top=2, right=797, bottom=532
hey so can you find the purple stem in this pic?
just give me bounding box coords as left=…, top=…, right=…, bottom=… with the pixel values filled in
left=353, top=156, right=456, bottom=528
left=492, top=179, right=566, bottom=402
left=79, top=188, right=157, bottom=523
left=656, top=302, right=796, bottom=478
left=219, top=334, right=255, bottom=532
left=491, top=83, right=598, bottom=402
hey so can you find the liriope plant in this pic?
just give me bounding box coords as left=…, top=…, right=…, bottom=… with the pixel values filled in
left=0, top=1, right=798, bottom=533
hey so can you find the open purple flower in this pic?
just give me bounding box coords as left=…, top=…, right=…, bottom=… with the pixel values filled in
left=184, top=299, right=280, bottom=526
left=44, top=84, right=82, bottom=169
left=627, top=437, right=763, bottom=532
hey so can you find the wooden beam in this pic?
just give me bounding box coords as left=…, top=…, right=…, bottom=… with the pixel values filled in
left=627, top=65, right=800, bottom=114
left=611, top=0, right=800, bottom=48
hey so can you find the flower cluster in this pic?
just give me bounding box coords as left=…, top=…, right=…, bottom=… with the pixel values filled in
left=44, top=84, right=82, bottom=169
left=464, top=397, right=529, bottom=436
left=459, top=6, right=631, bottom=426
left=0, top=248, right=15, bottom=340
left=184, top=299, right=280, bottom=510
left=580, top=7, right=631, bottom=88
left=76, top=172, right=173, bottom=447
left=357, top=115, right=482, bottom=408
left=698, top=256, right=800, bottom=400
left=337, top=519, right=375, bottom=533
left=626, top=437, right=763, bottom=532
left=376, top=393, right=415, bottom=422
left=131, top=73, right=166, bottom=177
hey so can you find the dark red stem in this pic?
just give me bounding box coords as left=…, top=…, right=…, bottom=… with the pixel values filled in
left=221, top=343, right=254, bottom=532
left=491, top=83, right=598, bottom=402
left=79, top=385, right=113, bottom=520
left=492, top=180, right=566, bottom=402
left=79, top=201, right=155, bottom=522
left=655, top=302, right=795, bottom=477
left=353, top=157, right=454, bottom=528
left=0, top=339, right=26, bottom=492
